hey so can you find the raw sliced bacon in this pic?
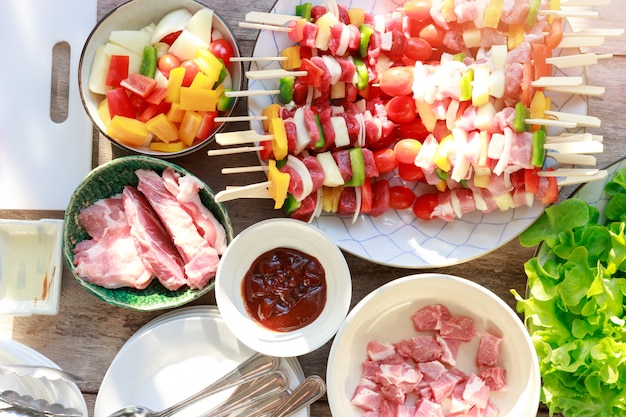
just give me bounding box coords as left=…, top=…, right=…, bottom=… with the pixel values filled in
left=74, top=195, right=153, bottom=290
left=122, top=186, right=187, bottom=291
left=136, top=169, right=219, bottom=289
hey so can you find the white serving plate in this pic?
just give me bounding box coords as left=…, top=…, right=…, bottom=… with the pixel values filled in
left=0, top=338, right=87, bottom=414
left=247, top=0, right=586, bottom=268
left=94, top=306, right=308, bottom=417
left=326, top=274, right=541, bottom=417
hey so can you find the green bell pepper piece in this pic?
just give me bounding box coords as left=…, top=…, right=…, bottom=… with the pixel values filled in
left=217, top=89, right=236, bottom=112
left=215, top=58, right=227, bottom=87
left=295, top=3, right=312, bottom=20
left=358, top=24, right=374, bottom=58
left=531, top=129, right=547, bottom=167
left=313, top=114, right=326, bottom=150
left=139, top=46, right=158, bottom=79
left=527, top=0, right=541, bottom=26
left=459, top=69, right=474, bottom=102
left=513, top=102, right=529, bottom=133
left=344, top=148, right=365, bottom=187
left=278, top=76, right=295, bottom=104
left=353, top=57, right=369, bottom=91
left=283, top=193, right=301, bottom=215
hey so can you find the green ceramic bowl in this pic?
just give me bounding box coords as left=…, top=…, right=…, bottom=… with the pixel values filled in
left=63, top=155, right=233, bottom=311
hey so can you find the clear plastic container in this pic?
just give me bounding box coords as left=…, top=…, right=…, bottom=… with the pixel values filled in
left=0, top=219, right=63, bottom=316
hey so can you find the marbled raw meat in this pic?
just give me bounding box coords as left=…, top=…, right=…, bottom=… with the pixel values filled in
left=122, top=186, right=187, bottom=291
left=73, top=195, right=153, bottom=289
left=161, top=168, right=227, bottom=255
left=136, top=169, right=219, bottom=289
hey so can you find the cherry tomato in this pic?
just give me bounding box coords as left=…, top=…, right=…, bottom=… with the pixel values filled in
left=208, top=39, right=235, bottom=66
left=419, top=23, right=446, bottom=48
left=180, top=60, right=200, bottom=87
left=397, top=119, right=429, bottom=141
left=158, top=53, right=181, bottom=78
left=386, top=96, right=417, bottom=124
left=398, top=163, right=425, bottom=182
left=405, top=37, right=433, bottom=62
left=403, top=0, right=432, bottom=22
left=394, top=139, right=422, bottom=165
left=373, top=148, right=399, bottom=174
left=413, top=193, right=438, bottom=220
left=379, top=66, right=414, bottom=97
left=389, top=186, right=416, bottom=210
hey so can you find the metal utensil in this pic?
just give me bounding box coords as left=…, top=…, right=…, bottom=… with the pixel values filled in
left=0, top=365, right=82, bottom=384
left=106, top=353, right=279, bottom=417
left=0, top=389, right=83, bottom=417
left=200, top=371, right=289, bottom=417
left=267, top=375, right=326, bottom=417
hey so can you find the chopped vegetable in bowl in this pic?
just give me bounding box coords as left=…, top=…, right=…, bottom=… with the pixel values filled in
left=512, top=159, right=626, bottom=417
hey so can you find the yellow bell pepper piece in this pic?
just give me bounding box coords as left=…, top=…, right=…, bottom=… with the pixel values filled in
left=179, top=87, right=218, bottom=112
left=167, top=102, right=185, bottom=123
left=190, top=72, right=216, bottom=89
left=529, top=91, right=548, bottom=131
left=442, top=0, right=456, bottom=22
left=347, top=8, right=365, bottom=26
left=269, top=117, right=288, bottom=161
left=167, top=67, right=186, bottom=103
left=507, top=24, right=525, bottom=49
left=416, top=101, right=437, bottom=132
left=280, top=46, right=302, bottom=71
left=434, top=134, right=454, bottom=172
left=97, top=98, right=111, bottom=127
left=435, top=181, right=447, bottom=192
left=194, top=48, right=222, bottom=85
left=267, top=159, right=290, bottom=209
left=149, top=141, right=186, bottom=152
left=107, top=115, right=151, bottom=147
left=179, top=111, right=202, bottom=146
left=145, top=113, right=179, bottom=143
left=482, top=0, right=504, bottom=29
left=262, top=103, right=281, bottom=132
left=322, top=186, right=343, bottom=213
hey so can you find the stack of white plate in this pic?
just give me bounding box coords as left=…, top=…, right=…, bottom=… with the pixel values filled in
left=0, top=339, right=87, bottom=414
left=94, top=306, right=307, bottom=417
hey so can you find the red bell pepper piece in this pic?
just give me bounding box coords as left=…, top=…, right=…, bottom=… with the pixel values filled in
left=145, top=87, right=169, bottom=105
left=524, top=167, right=540, bottom=195
left=360, top=177, right=373, bottom=214
left=120, top=73, right=158, bottom=99
left=105, top=55, right=129, bottom=87
left=541, top=173, right=559, bottom=205
left=299, top=58, right=324, bottom=89
left=107, top=87, right=136, bottom=119
left=195, top=111, right=219, bottom=141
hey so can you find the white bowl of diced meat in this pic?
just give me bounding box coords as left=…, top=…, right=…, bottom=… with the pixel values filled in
left=79, top=0, right=243, bottom=157
left=326, top=273, right=540, bottom=417
left=63, top=155, right=233, bottom=311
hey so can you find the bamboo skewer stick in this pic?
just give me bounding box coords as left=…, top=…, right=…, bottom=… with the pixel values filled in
left=538, top=9, right=599, bottom=18
left=547, top=153, right=597, bottom=166
left=555, top=170, right=608, bottom=186
left=222, top=165, right=268, bottom=174
left=545, top=85, right=606, bottom=96
left=543, top=110, right=601, bottom=128
left=245, top=11, right=300, bottom=26
left=215, top=181, right=272, bottom=202
left=225, top=89, right=280, bottom=97
left=246, top=69, right=308, bottom=80
left=558, top=36, right=605, bottom=48
left=216, top=130, right=273, bottom=146
left=214, top=115, right=267, bottom=123
left=546, top=53, right=612, bottom=68
left=207, top=145, right=264, bottom=156
left=239, top=22, right=292, bottom=31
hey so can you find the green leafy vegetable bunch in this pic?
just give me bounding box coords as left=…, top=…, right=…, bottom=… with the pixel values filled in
left=512, top=168, right=626, bottom=417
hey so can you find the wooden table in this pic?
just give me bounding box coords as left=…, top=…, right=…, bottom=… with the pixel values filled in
left=1, top=0, right=624, bottom=415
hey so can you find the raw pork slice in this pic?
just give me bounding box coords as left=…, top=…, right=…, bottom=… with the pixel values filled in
left=161, top=168, right=227, bottom=254
left=73, top=195, right=153, bottom=289
left=122, top=186, right=187, bottom=291
left=136, top=169, right=219, bottom=289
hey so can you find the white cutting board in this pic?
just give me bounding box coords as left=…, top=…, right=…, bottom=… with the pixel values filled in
left=0, top=0, right=97, bottom=210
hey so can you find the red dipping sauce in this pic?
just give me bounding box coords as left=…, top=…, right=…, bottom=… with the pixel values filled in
left=242, top=247, right=327, bottom=332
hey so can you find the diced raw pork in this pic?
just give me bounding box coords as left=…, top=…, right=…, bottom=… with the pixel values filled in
left=410, top=335, right=445, bottom=363
left=367, top=340, right=397, bottom=362
left=477, top=331, right=503, bottom=368
left=414, top=398, right=444, bottom=417
left=436, top=333, right=461, bottom=366
left=376, top=362, right=422, bottom=392
left=161, top=168, right=228, bottom=255
left=73, top=195, right=153, bottom=289
left=430, top=368, right=466, bottom=402
left=418, top=360, right=448, bottom=382
left=463, top=374, right=491, bottom=409
left=351, top=385, right=382, bottom=411
left=136, top=169, right=219, bottom=289
left=478, top=366, right=507, bottom=391
left=122, top=186, right=187, bottom=291
left=411, top=304, right=452, bottom=331
left=440, top=316, right=477, bottom=341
